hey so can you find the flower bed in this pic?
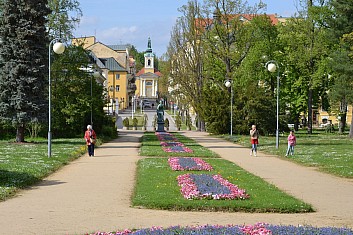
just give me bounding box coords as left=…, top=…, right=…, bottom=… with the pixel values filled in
left=89, top=223, right=353, bottom=235
left=160, top=141, right=184, bottom=147
left=168, top=157, right=213, bottom=171
left=156, top=132, right=194, bottom=153
left=155, top=132, right=177, bottom=142
left=177, top=173, right=249, bottom=200
left=163, top=146, right=193, bottom=153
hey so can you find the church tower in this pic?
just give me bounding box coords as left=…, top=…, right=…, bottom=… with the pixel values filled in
left=144, top=37, right=154, bottom=73
left=135, top=37, right=162, bottom=100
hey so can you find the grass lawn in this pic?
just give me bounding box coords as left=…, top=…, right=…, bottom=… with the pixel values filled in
left=134, top=132, right=313, bottom=213
left=140, top=132, right=219, bottom=158
left=229, top=131, right=353, bottom=178
left=0, top=138, right=88, bottom=201
left=132, top=157, right=313, bottom=213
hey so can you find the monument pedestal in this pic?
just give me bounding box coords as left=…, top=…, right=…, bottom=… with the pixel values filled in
left=156, top=121, right=165, bottom=132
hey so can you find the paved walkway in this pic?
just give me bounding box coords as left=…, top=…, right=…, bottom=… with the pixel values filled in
left=0, top=131, right=352, bottom=235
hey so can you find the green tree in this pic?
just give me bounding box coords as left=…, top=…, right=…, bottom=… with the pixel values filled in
left=167, top=0, right=206, bottom=131
left=47, top=0, right=82, bottom=40
left=50, top=45, right=105, bottom=137
left=277, top=1, right=332, bottom=134
left=327, top=0, right=353, bottom=136
left=0, top=0, right=50, bottom=142
left=328, top=48, right=353, bottom=134
left=129, top=45, right=144, bottom=72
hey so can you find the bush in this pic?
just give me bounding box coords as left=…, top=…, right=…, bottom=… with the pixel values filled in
left=100, top=125, right=117, bottom=138
left=165, top=118, right=169, bottom=127
left=143, top=114, right=148, bottom=128
left=186, top=114, right=192, bottom=130
left=123, top=118, right=129, bottom=127
left=175, top=113, right=182, bottom=130
left=132, top=117, right=138, bottom=127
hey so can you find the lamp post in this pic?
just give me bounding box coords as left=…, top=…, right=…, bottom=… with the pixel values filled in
left=224, top=79, right=233, bottom=136
left=266, top=60, right=280, bottom=149
left=48, top=38, right=65, bottom=157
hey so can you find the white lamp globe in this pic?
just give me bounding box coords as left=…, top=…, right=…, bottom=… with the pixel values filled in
left=225, top=80, right=231, bottom=88
left=267, top=63, right=277, bottom=73
left=93, top=71, right=100, bottom=78
left=53, top=42, right=65, bottom=54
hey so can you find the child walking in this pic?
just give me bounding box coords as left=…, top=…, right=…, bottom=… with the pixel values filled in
left=250, top=125, right=259, bottom=156
left=285, top=130, right=296, bottom=157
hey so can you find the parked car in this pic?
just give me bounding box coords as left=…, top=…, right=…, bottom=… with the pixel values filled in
left=143, top=101, right=152, bottom=108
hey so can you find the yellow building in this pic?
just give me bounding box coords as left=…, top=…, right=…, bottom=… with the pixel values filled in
left=316, top=105, right=353, bottom=127
left=72, top=36, right=136, bottom=114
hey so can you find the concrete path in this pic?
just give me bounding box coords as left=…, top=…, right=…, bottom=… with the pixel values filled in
left=0, top=130, right=352, bottom=235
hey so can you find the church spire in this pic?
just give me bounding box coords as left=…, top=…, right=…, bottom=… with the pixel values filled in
left=146, top=37, right=152, bottom=53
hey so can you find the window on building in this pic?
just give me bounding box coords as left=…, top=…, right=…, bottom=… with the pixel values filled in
left=116, top=74, right=120, bottom=80
left=116, top=85, right=120, bottom=92
left=148, top=59, right=151, bottom=66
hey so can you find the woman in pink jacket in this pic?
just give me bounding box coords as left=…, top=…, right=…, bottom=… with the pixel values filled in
left=285, top=130, right=296, bottom=157
left=84, top=125, right=97, bottom=157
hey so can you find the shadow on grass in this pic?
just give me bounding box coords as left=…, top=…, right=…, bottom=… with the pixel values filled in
left=0, top=170, right=40, bottom=188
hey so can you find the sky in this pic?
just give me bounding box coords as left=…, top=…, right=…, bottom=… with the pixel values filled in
left=73, top=0, right=300, bottom=57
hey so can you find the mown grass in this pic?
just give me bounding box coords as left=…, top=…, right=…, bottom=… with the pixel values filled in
left=133, top=132, right=313, bottom=213
left=228, top=131, right=353, bottom=178
left=132, top=157, right=313, bottom=213
left=0, top=138, right=89, bottom=201
left=139, top=132, right=218, bottom=158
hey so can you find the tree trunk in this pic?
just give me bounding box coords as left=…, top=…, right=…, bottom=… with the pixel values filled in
left=349, top=107, right=353, bottom=138
left=339, top=112, right=347, bottom=134
left=16, top=124, right=25, bottom=142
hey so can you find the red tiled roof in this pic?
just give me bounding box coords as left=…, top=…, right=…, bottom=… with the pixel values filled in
left=136, top=68, right=162, bottom=77
left=195, top=13, right=280, bottom=29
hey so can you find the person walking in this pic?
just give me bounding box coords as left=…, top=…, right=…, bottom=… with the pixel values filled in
left=285, top=130, right=296, bottom=157
left=250, top=125, right=259, bottom=156
left=84, top=125, right=97, bottom=157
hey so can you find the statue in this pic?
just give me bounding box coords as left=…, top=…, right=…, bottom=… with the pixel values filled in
left=156, top=100, right=164, bottom=122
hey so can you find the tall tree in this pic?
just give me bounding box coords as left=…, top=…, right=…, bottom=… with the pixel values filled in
left=167, top=0, right=206, bottom=131
left=327, top=0, right=353, bottom=136
left=50, top=45, right=105, bottom=137
left=200, top=0, right=267, bottom=134
left=0, top=0, right=50, bottom=142
left=277, top=0, right=331, bottom=134
left=47, top=0, right=82, bottom=41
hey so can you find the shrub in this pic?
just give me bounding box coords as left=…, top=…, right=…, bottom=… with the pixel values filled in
left=123, top=117, right=129, bottom=127
left=132, top=117, right=138, bottom=127
left=175, top=113, right=182, bottom=130
left=165, top=118, right=169, bottom=127
left=143, top=114, right=148, bottom=128
left=152, top=114, right=158, bottom=129
left=186, top=114, right=192, bottom=130
left=100, top=125, right=116, bottom=138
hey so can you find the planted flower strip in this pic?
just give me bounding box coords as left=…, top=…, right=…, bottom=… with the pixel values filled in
left=155, top=132, right=177, bottom=142
left=168, top=157, right=213, bottom=171
left=163, top=146, right=193, bottom=153
left=160, top=141, right=184, bottom=147
left=177, top=173, right=249, bottom=200
left=91, top=223, right=353, bottom=235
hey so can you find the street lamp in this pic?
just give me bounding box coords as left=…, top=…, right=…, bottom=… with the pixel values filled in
left=48, top=38, right=65, bottom=157
left=266, top=60, right=280, bottom=149
left=224, top=79, right=233, bottom=136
